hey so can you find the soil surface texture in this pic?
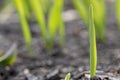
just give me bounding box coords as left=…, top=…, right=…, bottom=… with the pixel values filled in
left=0, top=0, right=120, bottom=80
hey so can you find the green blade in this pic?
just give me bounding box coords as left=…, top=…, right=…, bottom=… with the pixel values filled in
left=73, top=0, right=88, bottom=25
left=89, top=4, right=97, bottom=78
left=91, top=0, right=106, bottom=41
left=48, top=0, right=64, bottom=46
left=116, top=0, right=120, bottom=30
left=0, top=43, right=17, bottom=66
left=65, top=73, right=71, bottom=80
left=13, top=0, right=32, bottom=52
left=30, top=0, right=47, bottom=43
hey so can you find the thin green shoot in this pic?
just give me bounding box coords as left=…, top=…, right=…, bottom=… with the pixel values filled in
left=65, top=73, right=71, bottom=80
left=30, top=0, right=65, bottom=48
left=48, top=0, right=64, bottom=47
left=39, top=0, right=52, bottom=14
left=30, top=0, right=47, bottom=45
left=59, top=17, right=65, bottom=47
left=13, top=0, right=32, bottom=53
left=0, top=43, right=17, bottom=67
left=13, top=0, right=65, bottom=49
left=73, top=0, right=106, bottom=42
left=22, top=0, right=31, bottom=19
left=73, top=0, right=88, bottom=25
left=92, top=0, right=106, bottom=41
left=116, top=0, right=120, bottom=30
left=89, top=3, right=97, bottom=77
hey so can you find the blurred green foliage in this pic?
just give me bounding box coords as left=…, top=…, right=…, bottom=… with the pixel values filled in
left=65, top=73, right=71, bottom=80
left=13, top=0, right=65, bottom=50
left=89, top=3, right=97, bottom=77
left=13, top=0, right=32, bottom=52
left=116, top=0, right=120, bottom=30
left=0, top=44, right=17, bottom=67
left=73, top=0, right=106, bottom=42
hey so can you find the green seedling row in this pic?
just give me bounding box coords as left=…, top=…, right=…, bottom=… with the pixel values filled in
left=13, top=0, right=65, bottom=50
left=59, top=17, right=65, bottom=47
left=116, top=0, right=120, bottom=30
left=73, top=0, right=88, bottom=25
left=65, top=73, right=71, bottom=80
left=73, top=0, right=106, bottom=42
left=48, top=0, right=64, bottom=47
left=30, top=0, right=48, bottom=44
left=89, top=3, right=97, bottom=77
left=0, top=43, right=17, bottom=67
left=13, top=0, right=32, bottom=52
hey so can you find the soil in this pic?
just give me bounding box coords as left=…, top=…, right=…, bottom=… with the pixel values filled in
left=0, top=0, right=120, bottom=80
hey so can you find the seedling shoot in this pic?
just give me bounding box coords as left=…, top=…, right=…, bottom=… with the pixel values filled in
left=89, top=1, right=97, bottom=78
left=65, top=73, right=71, bottom=80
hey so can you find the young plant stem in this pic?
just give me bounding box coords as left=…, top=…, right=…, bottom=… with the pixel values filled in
left=73, top=0, right=88, bottom=25
left=30, top=0, right=48, bottom=45
left=89, top=3, right=97, bottom=78
left=22, top=0, right=31, bottom=19
left=48, top=0, right=64, bottom=48
left=73, top=0, right=106, bottom=42
left=59, top=17, right=65, bottom=47
left=65, top=73, right=71, bottom=80
left=116, top=0, right=120, bottom=30
left=93, top=0, right=106, bottom=42
left=13, top=0, right=32, bottom=53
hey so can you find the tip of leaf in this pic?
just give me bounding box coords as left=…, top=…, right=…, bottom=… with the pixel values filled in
left=65, top=73, right=71, bottom=80
left=0, top=43, right=17, bottom=66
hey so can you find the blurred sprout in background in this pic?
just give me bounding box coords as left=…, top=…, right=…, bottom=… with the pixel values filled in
left=73, top=0, right=106, bottom=42
left=116, top=0, right=120, bottom=30
left=13, top=0, right=32, bottom=53
left=39, top=0, right=53, bottom=14
left=0, top=43, right=17, bottom=67
left=30, top=0, right=65, bottom=48
left=89, top=3, right=97, bottom=78
left=65, top=73, right=71, bottom=80
left=13, top=0, right=65, bottom=51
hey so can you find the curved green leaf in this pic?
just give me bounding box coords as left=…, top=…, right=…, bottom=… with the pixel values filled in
left=89, top=4, right=97, bottom=77
left=65, top=73, right=71, bottom=80
left=48, top=0, right=64, bottom=47
left=13, top=0, right=32, bottom=52
left=0, top=43, right=17, bottom=66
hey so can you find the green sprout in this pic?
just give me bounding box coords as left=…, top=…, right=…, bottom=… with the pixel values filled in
left=73, top=0, right=106, bottom=42
left=0, top=43, right=17, bottom=67
left=65, top=73, right=71, bottom=80
left=89, top=3, right=97, bottom=77
left=30, top=0, right=65, bottom=48
left=30, top=0, right=48, bottom=45
left=59, top=17, right=65, bottom=47
left=48, top=0, right=64, bottom=47
left=73, top=0, right=89, bottom=25
left=12, top=0, right=65, bottom=50
left=39, top=0, right=52, bottom=14
left=92, top=0, right=106, bottom=42
left=22, top=0, right=31, bottom=19
left=13, top=0, right=32, bottom=52
left=116, top=0, right=120, bottom=30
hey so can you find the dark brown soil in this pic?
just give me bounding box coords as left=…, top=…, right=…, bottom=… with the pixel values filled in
left=0, top=0, right=120, bottom=80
